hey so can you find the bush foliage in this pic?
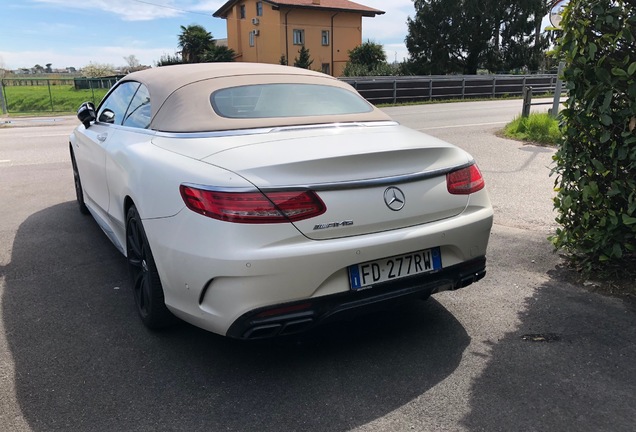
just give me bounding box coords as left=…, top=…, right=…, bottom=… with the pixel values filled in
left=343, top=41, right=395, bottom=77
left=551, top=0, right=636, bottom=273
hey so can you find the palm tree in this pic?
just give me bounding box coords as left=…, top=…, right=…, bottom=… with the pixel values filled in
left=178, top=25, right=214, bottom=63
left=205, top=45, right=236, bottom=63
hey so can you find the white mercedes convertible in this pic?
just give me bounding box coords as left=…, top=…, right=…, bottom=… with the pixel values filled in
left=70, top=63, right=493, bottom=339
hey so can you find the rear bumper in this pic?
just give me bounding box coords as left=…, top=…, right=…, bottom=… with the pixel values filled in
left=226, top=256, right=486, bottom=339
left=145, top=200, right=492, bottom=337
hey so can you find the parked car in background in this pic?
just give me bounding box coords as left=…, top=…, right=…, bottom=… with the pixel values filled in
left=70, top=63, right=493, bottom=339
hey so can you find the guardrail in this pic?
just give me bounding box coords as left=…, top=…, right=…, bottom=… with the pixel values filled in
left=521, top=62, right=566, bottom=117
left=340, top=74, right=558, bottom=105
left=521, top=86, right=559, bottom=117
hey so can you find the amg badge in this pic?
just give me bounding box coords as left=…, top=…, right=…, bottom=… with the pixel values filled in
left=313, top=220, right=354, bottom=230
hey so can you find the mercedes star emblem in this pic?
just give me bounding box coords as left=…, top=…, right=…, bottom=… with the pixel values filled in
left=384, top=187, right=406, bottom=211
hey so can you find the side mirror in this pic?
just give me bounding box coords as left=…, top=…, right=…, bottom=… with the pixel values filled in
left=98, top=109, right=116, bottom=124
left=77, top=102, right=96, bottom=128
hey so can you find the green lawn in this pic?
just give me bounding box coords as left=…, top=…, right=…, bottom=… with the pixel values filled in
left=3, top=84, right=108, bottom=113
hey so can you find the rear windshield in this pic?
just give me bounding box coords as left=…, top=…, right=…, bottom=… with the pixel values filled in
left=211, top=83, right=373, bottom=119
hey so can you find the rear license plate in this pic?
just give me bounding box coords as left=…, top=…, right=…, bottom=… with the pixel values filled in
left=348, top=247, right=442, bottom=290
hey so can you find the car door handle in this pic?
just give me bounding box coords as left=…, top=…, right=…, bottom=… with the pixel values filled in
left=97, top=134, right=108, bottom=142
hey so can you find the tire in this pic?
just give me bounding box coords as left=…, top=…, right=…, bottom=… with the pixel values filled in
left=70, top=147, right=90, bottom=215
left=126, top=205, right=174, bottom=329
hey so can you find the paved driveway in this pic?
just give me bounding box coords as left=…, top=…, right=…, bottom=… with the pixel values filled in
left=1, top=101, right=634, bottom=432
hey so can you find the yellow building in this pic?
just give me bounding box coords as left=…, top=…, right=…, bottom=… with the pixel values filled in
left=213, top=0, right=384, bottom=76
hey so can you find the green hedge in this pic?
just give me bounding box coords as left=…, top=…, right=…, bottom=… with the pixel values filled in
left=551, top=0, right=636, bottom=273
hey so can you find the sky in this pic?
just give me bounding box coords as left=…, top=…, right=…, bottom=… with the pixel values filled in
left=0, top=0, right=415, bottom=71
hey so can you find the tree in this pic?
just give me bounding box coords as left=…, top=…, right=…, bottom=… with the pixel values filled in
left=405, top=0, right=550, bottom=74
left=343, top=40, right=396, bottom=76
left=348, top=41, right=387, bottom=69
left=551, top=0, right=636, bottom=274
left=123, top=55, right=141, bottom=69
left=406, top=0, right=496, bottom=74
left=293, top=46, right=313, bottom=69
left=33, top=64, right=45, bottom=74
left=178, top=24, right=214, bottom=63
left=156, top=53, right=182, bottom=67
left=167, top=25, right=234, bottom=65
left=204, top=45, right=236, bottom=62
left=0, top=55, right=7, bottom=79
left=124, top=54, right=149, bottom=73
left=45, top=63, right=52, bottom=73
left=123, top=54, right=148, bottom=73
left=81, top=62, right=116, bottom=77
left=279, top=55, right=288, bottom=66
left=492, top=0, right=551, bottom=72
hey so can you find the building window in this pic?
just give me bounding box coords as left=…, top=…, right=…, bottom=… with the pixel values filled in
left=322, top=30, right=330, bottom=46
left=256, top=1, right=263, bottom=16
left=321, top=63, right=331, bottom=75
left=240, top=5, right=246, bottom=19
left=249, top=31, right=255, bottom=47
left=293, top=29, right=305, bottom=45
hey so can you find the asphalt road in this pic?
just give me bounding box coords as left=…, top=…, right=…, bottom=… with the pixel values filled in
left=1, top=100, right=635, bottom=432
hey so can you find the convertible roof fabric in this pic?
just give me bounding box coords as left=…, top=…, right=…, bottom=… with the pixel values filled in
left=119, top=63, right=391, bottom=132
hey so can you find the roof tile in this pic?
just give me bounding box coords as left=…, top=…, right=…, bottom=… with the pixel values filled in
left=269, top=0, right=383, bottom=14
left=214, top=0, right=384, bottom=17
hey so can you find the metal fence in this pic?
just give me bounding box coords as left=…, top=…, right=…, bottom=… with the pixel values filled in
left=0, top=78, right=115, bottom=114
left=521, top=62, right=567, bottom=118
left=73, top=76, right=124, bottom=90
left=341, top=74, right=558, bottom=105
left=1, top=73, right=559, bottom=114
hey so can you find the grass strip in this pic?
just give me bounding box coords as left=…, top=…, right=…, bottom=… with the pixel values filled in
left=503, top=112, right=562, bottom=145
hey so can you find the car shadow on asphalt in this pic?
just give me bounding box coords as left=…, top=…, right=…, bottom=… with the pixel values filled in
left=3, top=202, right=470, bottom=432
left=460, top=227, right=636, bottom=432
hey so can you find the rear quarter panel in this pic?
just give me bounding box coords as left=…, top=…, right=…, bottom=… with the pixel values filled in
left=103, top=129, right=257, bottom=253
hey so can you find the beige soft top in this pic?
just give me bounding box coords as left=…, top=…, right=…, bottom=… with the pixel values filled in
left=117, top=63, right=391, bottom=132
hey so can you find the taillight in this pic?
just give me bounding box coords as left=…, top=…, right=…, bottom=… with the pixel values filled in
left=179, top=185, right=326, bottom=224
left=447, top=164, right=485, bottom=195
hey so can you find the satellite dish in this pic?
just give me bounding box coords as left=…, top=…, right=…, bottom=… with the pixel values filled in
left=550, top=0, right=569, bottom=29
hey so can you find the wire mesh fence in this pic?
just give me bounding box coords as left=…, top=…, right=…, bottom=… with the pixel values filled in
left=0, top=77, right=120, bottom=114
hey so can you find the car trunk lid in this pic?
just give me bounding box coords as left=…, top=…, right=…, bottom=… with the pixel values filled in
left=197, top=125, right=472, bottom=239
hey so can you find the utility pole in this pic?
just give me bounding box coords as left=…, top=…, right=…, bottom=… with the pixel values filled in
left=0, top=80, right=7, bottom=115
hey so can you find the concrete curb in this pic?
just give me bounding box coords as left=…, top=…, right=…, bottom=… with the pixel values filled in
left=0, top=115, right=77, bottom=128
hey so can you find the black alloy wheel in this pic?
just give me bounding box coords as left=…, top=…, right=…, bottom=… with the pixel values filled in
left=69, top=147, right=89, bottom=215
left=126, top=205, right=174, bottom=329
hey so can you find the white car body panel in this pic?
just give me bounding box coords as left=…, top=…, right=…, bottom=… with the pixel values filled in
left=156, top=124, right=475, bottom=240
left=144, top=191, right=491, bottom=335
left=69, top=63, right=493, bottom=339
left=72, top=123, right=113, bottom=213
